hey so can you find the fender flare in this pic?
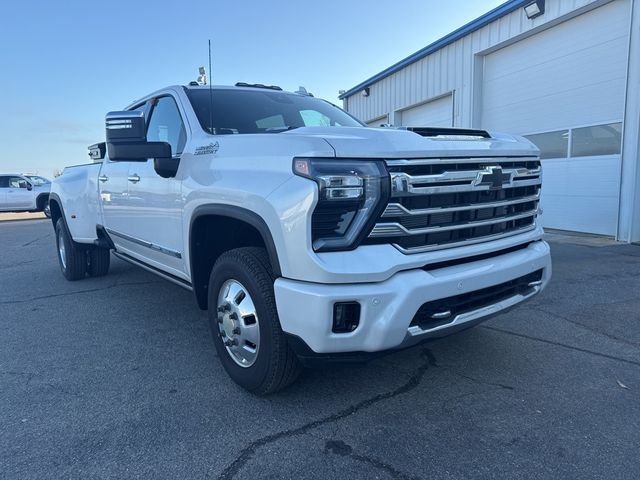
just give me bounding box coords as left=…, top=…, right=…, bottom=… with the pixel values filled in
left=47, top=192, right=65, bottom=227
left=189, top=204, right=282, bottom=278
left=35, top=192, right=50, bottom=210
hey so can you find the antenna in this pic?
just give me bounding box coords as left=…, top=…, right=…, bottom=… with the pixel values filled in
left=208, top=39, right=214, bottom=135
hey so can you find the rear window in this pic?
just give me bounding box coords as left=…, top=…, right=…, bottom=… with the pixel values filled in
left=186, top=88, right=363, bottom=134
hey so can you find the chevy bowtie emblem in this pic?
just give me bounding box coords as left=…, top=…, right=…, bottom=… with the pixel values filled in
left=474, top=166, right=511, bottom=190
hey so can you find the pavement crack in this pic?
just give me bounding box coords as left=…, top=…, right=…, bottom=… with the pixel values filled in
left=217, top=347, right=437, bottom=480
left=445, top=369, right=514, bottom=391
left=0, top=280, right=161, bottom=305
left=528, top=306, right=640, bottom=348
left=482, top=325, right=640, bottom=368
left=324, top=439, right=422, bottom=480
left=0, top=370, right=36, bottom=386
left=0, top=260, right=37, bottom=269
left=21, top=233, right=52, bottom=247
left=44, top=383, right=85, bottom=399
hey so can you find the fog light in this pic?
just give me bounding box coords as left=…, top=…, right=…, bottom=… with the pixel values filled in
left=332, top=302, right=361, bottom=333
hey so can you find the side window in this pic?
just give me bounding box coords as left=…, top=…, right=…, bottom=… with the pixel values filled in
left=8, top=177, right=27, bottom=188
left=0, top=176, right=8, bottom=188
left=146, top=97, right=187, bottom=156
left=571, top=122, right=622, bottom=157
left=300, top=110, right=334, bottom=127
left=524, top=130, right=569, bottom=159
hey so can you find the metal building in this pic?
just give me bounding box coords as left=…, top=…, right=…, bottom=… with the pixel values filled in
left=340, top=0, right=640, bottom=242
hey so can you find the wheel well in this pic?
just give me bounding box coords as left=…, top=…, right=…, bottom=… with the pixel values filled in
left=49, top=198, right=62, bottom=227
left=190, top=214, right=278, bottom=310
left=36, top=193, right=49, bottom=211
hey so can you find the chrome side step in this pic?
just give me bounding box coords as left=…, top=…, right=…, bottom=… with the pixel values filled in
left=113, top=251, right=193, bottom=291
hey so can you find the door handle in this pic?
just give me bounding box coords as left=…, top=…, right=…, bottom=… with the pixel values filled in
left=128, top=174, right=141, bottom=183
left=98, top=175, right=109, bottom=183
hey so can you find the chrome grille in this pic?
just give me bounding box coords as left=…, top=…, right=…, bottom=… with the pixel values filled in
left=364, top=157, right=541, bottom=253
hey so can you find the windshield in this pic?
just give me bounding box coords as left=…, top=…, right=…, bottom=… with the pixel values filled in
left=26, top=175, right=49, bottom=185
left=186, top=88, right=363, bottom=135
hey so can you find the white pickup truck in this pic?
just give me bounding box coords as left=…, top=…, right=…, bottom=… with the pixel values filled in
left=50, top=83, right=551, bottom=394
left=0, top=174, right=51, bottom=216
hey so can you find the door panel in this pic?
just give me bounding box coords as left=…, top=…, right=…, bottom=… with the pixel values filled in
left=0, top=177, right=8, bottom=209
left=124, top=160, right=184, bottom=274
left=6, top=177, right=34, bottom=208
left=111, top=95, right=187, bottom=276
left=99, top=160, right=133, bottom=249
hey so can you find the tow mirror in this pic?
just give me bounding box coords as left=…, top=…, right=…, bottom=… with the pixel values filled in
left=105, top=111, right=172, bottom=162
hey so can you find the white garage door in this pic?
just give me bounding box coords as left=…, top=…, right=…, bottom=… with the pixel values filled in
left=400, top=94, right=453, bottom=127
left=366, top=115, right=388, bottom=127
left=480, top=0, right=629, bottom=236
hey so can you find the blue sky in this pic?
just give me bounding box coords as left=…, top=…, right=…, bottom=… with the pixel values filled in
left=0, top=0, right=504, bottom=176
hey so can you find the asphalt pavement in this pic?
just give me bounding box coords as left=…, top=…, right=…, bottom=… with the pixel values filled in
left=1, top=219, right=639, bottom=479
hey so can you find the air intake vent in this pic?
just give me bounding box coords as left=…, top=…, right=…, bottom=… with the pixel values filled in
left=405, top=127, right=491, bottom=139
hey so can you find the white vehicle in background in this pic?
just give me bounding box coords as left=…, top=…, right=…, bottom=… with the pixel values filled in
left=0, top=174, right=51, bottom=217
left=49, top=83, right=551, bottom=394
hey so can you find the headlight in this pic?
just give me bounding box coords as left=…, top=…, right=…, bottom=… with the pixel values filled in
left=293, top=158, right=390, bottom=251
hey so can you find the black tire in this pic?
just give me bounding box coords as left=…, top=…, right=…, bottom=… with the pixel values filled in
left=87, top=247, right=110, bottom=277
left=55, top=218, right=87, bottom=281
left=207, top=247, right=302, bottom=395
left=37, top=195, right=50, bottom=217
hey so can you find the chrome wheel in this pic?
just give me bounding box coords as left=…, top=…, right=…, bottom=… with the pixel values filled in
left=57, top=229, right=67, bottom=269
left=216, top=279, right=260, bottom=368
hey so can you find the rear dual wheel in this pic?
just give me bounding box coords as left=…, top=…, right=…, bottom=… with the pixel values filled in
left=55, top=219, right=110, bottom=280
left=55, top=219, right=88, bottom=281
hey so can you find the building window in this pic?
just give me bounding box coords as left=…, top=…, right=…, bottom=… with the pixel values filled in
left=571, top=122, right=622, bottom=157
left=525, top=130, right=569, bottom=159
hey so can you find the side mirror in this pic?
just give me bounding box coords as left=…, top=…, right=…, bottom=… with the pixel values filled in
left=105, top=111, right=172, bottom=161
left=19, top=180, right=32, bottom=191
left=154, top=157, right=180, bottom=179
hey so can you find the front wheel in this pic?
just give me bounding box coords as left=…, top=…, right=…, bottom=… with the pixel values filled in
left=55, top=219, right=87, bottom=281
left=207, top=247, right=301, bottom=395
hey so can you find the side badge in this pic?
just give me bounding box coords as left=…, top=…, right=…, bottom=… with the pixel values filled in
left=195, top=141, right=220, bottom=156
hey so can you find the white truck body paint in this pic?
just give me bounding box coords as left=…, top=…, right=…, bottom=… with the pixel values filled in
left=50, top=84, right=551, bottom=355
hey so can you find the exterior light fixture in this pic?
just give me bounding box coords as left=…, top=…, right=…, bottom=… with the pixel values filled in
left=524, top=0, right=545, bottom=19
left=362, top=87, right=370, bottom=97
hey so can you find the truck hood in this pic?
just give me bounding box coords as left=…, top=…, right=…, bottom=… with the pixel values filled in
left=283, top=126, right=539, bottom=158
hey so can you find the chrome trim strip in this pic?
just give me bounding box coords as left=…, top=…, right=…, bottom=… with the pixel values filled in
left=382, top=194, right=540, bottom=217
left=385, top=157, right=539, bottom=166
left=390, top=175, right=541, bottom=196
left=390, top=224, right=537, bottom=254
left=370, top=210, right=538, bottom=237
left=406, top=285, right=540, bottom=337
left=106, top=228, right=182, bottom=259
left=391, top=167, right=540, bottom=185
left=113, top=252, right=192, bottom=291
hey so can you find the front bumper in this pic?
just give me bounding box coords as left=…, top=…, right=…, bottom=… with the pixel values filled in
left=274, top=240, right=551, bottom=355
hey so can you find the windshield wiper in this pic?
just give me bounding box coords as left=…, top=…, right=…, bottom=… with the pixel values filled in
left=265, top=126, right=301, bottom=133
